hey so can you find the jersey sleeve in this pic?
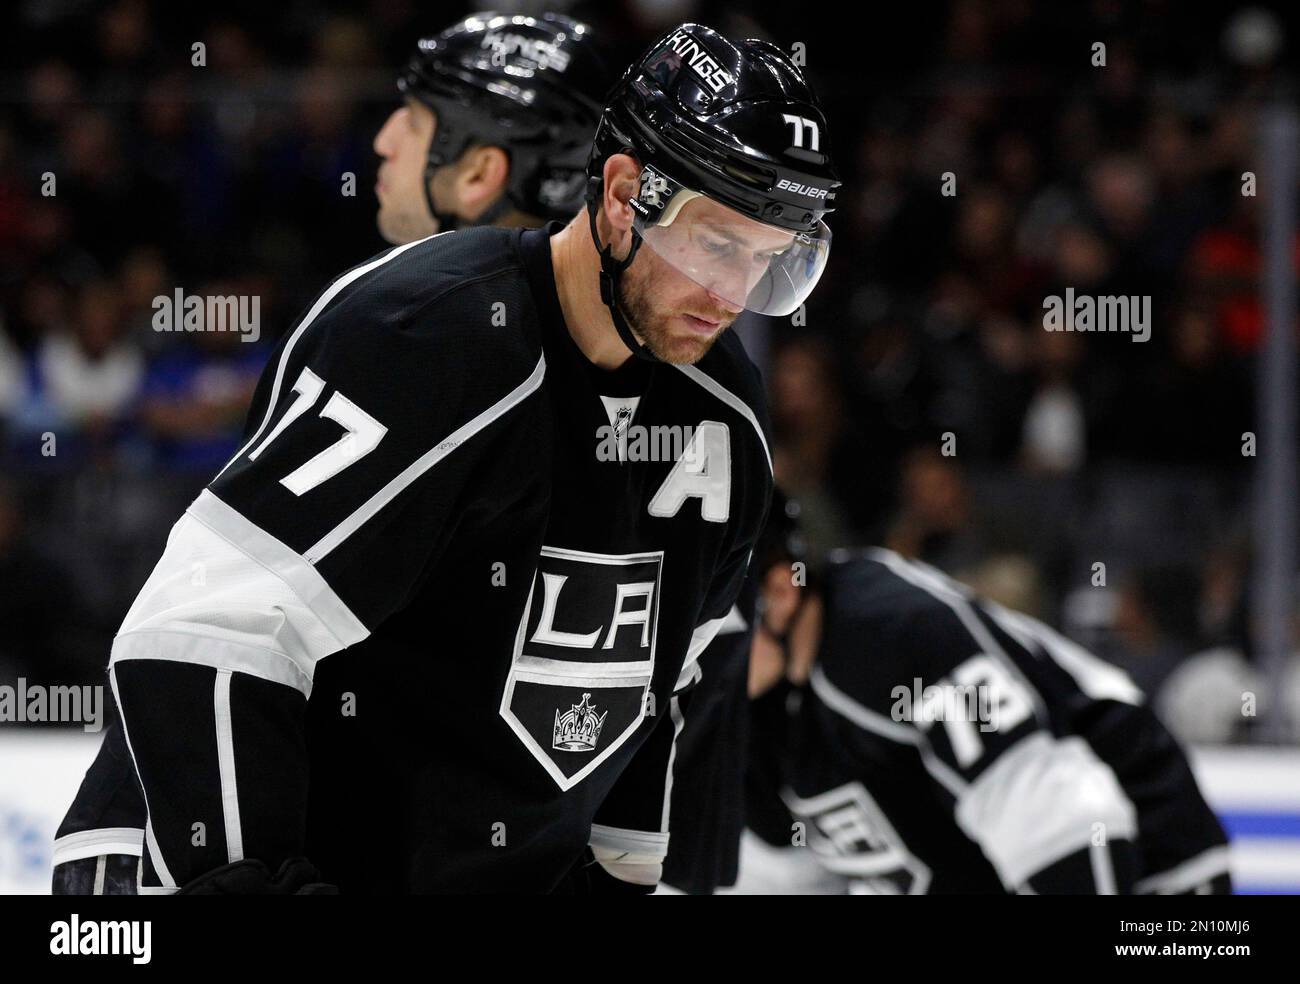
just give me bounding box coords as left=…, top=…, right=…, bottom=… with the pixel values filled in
left=52, top=722, right=145, bottom=895
left=206, top=263, right=546, bottom=629
left=108, top=248, right=548, bottom=890
left=810, top=554, right=1142, bottom=893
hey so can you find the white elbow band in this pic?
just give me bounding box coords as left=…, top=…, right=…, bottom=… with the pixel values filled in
left=589, top=824, right=669, bottom=886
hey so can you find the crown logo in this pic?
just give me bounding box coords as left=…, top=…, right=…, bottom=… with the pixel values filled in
left=553, top=693, right=608, bottom=753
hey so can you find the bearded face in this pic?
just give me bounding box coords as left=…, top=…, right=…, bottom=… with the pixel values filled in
left=614, top=194, right=798, bottom=364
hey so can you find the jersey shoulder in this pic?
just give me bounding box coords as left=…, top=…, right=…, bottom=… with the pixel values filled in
left=821, top=549, right=983, bottom=700
left=314, top=228, right=541, bottom=364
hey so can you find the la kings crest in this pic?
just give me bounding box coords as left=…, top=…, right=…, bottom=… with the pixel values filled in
left=499, top=545, right=663, bottom=790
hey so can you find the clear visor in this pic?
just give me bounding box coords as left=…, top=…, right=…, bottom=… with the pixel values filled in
left=630, top=168, right=831, bottom=317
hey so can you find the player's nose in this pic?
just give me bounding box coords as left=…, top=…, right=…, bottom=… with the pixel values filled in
left=705, top=288, right=744, bottom=317
left=373, top=110, right=400, bottom=157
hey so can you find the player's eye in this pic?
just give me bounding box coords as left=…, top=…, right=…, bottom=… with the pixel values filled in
left=701, top=236, right=736, bottom=258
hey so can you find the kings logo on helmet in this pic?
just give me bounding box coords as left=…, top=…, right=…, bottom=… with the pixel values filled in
left=662, top=29, right=735, bottom=92
left=481, top=30, right=571, bottom=72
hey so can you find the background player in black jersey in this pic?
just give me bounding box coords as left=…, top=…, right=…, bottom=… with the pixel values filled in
left=59, top=22, right=837, bottom=895
left=53, top=10, right=613, bottom=898
left=743, top=505, right=1231, bottom=895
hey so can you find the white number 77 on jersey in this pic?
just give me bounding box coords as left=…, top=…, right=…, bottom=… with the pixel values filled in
left=247, top=366, right=387, bottom=495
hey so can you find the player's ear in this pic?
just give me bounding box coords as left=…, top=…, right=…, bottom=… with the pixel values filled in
left=601, top=154, right=640, bottom=233
left=458, top=146, right=511, bottom=210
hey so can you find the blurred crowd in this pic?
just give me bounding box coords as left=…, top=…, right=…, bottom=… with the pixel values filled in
left=0, top=0, right=1298, bottom=741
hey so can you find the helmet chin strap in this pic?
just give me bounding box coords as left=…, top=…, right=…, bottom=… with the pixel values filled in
left=584, top=182, right=658, bottom=363
left=422, top=160, right=460, bottom=233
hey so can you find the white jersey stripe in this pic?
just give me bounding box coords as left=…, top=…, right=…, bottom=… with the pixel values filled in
left=187, top=489, right=368, bottom=649
left=305, top=352, right=546, bottom=562
left=661, top=694, right=687, bottom=833
left=109, top=665, right=176, bottom=890
left=810, top=665, right=968, bottom=798
left=865, top=548, right=1049, bottom=723
left=52, top=827, right=145, bottom=865
left=213, top=669, right=244, bottom=863
left=1091, top=841, right=1118, bottom=894
left=589, top=823, right=670, bottom=857
left=106, top=665, right=175, bottom=889
left=1135, top=844, right=1232, bottom=894
left=674, top=363, right=772, bottom=474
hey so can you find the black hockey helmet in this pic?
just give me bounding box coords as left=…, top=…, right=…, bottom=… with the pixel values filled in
left=398, top=12, right=611, bottom=228
left=584, top=23, right=840, bottom=359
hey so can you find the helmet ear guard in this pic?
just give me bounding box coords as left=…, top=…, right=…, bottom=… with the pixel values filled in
left=417, top=105, right=472, bottom=232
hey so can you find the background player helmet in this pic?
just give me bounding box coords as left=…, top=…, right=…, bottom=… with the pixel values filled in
left=585, top=23, right=840, bottom=354
left=398, top=12, right=611, bottom=228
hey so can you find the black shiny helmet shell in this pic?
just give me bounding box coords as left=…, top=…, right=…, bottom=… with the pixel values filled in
left=587, top=23, right=839, bottom=233
left=399, top=12, right=612, bottom=220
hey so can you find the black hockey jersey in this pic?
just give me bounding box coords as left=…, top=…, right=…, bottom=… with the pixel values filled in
left=99, top=223, right=772, bottom=893
left=782, top=548, right=1230, bottom=894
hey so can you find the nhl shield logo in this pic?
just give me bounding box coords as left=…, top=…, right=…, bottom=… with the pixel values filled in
left=553, top=693, right=608, bottom=752
left=499, top=546, right=662, bottom=790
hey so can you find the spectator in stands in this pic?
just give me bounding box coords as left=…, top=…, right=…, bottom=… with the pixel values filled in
left=138, top=280, right=267, bottom=473
left=11, top=280, right=142, bottom=462
left=1112, top=564, right=1205, bottom=701
left=770, top=335, right=880, bottom=557
left=884, top=446, right=986, bottom=572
